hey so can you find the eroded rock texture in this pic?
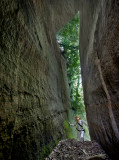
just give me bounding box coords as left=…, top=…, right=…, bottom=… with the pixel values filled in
left=80, top=0, right=119, bottom=159
left=0, top=0, right=119, bottom=160
left=0, top=0, right=78, bottom=160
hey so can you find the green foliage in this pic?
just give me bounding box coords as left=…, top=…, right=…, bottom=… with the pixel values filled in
left=57, top=13, right=90, bottom=140
left=64, top=120, right=75, bottom=139
left=56, top=13, right=85, bottom=118
left=39, top=144, right=52, bottom=160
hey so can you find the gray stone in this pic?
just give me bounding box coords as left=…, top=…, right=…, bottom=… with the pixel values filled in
left=0, top=0, right=119, bottom=160
left=0, top=0, right=77, bottom=159
left=79, top=0, right=119, bottom=159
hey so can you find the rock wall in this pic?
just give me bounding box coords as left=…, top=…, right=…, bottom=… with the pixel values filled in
left=1, top=0, right=119, bottom=159
left=80, top=0, right=119, bottom=159
left=0, top=0, right=79, bottom=159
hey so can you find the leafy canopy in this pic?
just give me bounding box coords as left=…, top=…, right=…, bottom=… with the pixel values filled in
left=56, top=13, right=85, bottom=118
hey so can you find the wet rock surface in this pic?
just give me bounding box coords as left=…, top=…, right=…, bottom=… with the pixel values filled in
left=46, top=139, right=110, bottom=160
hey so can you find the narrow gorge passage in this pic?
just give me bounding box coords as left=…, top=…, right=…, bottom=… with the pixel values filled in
left=56, top=13, right=90, bottom=141
left=0, top=0, right=119, bottom=160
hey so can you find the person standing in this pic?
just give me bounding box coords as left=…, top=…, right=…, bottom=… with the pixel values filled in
left=69, top=116, right=88, bottom=142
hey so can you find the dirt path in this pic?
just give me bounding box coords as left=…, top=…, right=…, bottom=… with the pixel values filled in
left=46, top=139, right=110, bottom=160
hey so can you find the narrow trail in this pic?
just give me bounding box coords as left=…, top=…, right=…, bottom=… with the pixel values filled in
left=46, top=139, right=110, bottom=160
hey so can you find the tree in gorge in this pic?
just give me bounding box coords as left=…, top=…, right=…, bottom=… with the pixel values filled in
left=56, top=13, right=86, bottom=119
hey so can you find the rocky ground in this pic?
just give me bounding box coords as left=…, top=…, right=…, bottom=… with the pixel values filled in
left=46, top=139, right=111, bottom=160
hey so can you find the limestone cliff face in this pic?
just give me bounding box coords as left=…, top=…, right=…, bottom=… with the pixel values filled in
left=0, top=0, right=78, bottom=159
left=80, top=0, right=119, bottom=159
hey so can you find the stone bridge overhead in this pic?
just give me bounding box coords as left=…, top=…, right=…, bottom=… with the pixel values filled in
left=0, top=0, right=119, bottom=159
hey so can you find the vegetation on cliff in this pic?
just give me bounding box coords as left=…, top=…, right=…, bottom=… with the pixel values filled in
left=56, top=13, right=90, bottom=140
left=56, top=13, right=85, bottom=119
